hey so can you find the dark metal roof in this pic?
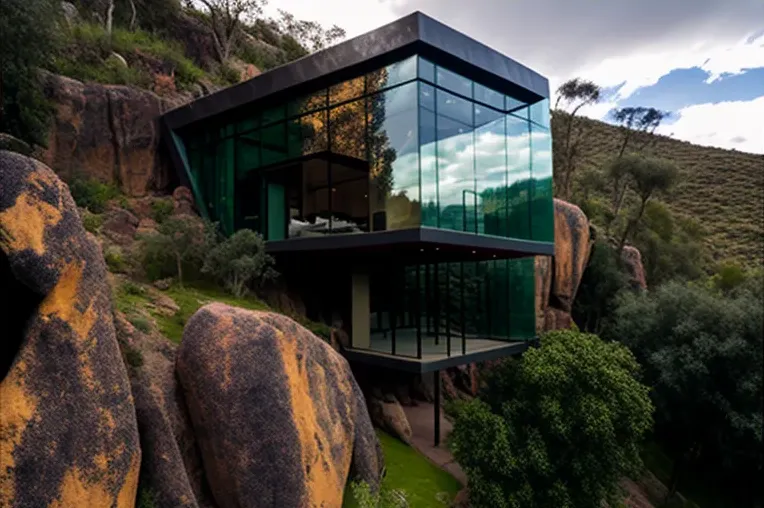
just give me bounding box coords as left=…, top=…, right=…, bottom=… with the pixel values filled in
left=162, top=11, right=550, bottom=130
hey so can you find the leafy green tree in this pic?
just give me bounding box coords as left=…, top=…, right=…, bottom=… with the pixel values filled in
left=141, top=216, right=216, bottom=286
left=449, top=330, right=654, bottom=508
left=0, top=0, right=60, bottom=146
left=602, top=154, right=679, bottom=252
left=202, top=229, right=277, bottom=297
left=612, top=106, right=669, bottom=157
left=552, top=78, right=602, bottom=200
left=275, top=9, right=346, bottom=52
left=607, top=281, right=763, bottom=505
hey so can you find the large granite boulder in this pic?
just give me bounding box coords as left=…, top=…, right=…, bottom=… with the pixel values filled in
left=0, top=151, right=140, bottom=507
left=41, top=73, right=172, bottom=197
left=177, top=303, right=383, bottom=508
left=535, top=199, right=593, bottom=332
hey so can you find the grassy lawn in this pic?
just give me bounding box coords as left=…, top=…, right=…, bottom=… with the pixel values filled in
left=113, top=279, right=331, bottom=344
left=344, top=431, right=462, bottom=508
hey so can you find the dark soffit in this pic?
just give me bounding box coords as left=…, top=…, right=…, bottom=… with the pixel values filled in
left=162, top=11, right=550, bottom=131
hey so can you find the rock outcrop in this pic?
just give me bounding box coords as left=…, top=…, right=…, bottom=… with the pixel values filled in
left=41, top=73, right=174, bottom=197
left=621, top=245, right=648, bottom=290
left=368, top=394, right=413, bottom=445
left=177, top=304, right=383, bottom=508
left=0, top=150, right=141, bottom=507
left=536, top=199, right=593, bottom=332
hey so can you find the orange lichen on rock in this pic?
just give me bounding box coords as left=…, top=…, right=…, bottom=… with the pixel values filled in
left=277, top=324, right=353, bottom=507
left=0, top=188, right=63, bottom=256
left=48, top=457, right=138, bottom=508
left=0, top=361, right=39, bottom=507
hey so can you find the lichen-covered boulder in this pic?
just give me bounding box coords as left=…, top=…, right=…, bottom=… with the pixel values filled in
left=368, top=394, right=413, bottom=445
left=550, top=199, right=592, bottom=313
left=0, top=150, right=140, bottom=507
left=177, top=303, right=383, bottom=508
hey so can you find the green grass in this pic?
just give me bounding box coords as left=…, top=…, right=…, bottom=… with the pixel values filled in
left=558, top=114, right=764, bottom=269
left=343, top=431, right=461, bottom=508
left=156, top=283, right=270, bottom=342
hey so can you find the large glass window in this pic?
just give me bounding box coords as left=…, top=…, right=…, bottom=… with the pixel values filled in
left=178, top=55, right=553, bottom=242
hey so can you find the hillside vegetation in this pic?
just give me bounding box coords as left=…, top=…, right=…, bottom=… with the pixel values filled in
left=562, top=115, right=763, bottom=268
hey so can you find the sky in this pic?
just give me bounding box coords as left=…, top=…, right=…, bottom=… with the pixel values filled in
left=262, top=0, right=764, bottom=155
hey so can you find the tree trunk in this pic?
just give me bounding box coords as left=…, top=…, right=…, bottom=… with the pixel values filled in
left=176, top=253, right=183, bottom=288
left=618, top=196, right=648, bottom=254
left=105, top=0, right=115, bottom=39
left=129, top=0, right=137, bottom=31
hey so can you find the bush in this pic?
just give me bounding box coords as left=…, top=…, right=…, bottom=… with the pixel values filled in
left=607, top=281, right=763, bottom=505
left=150, top=199, right=174, bottom=224
left=449, top=330, right=653, bottom=508
left=81, top=210, right=104, bottom=233
left=123, top=346, right=144, bottom=368
left=141, top=216, right=217, bottom=285
left=348, top=481, right=408, bottom=508
left=202, top=229, right=277, bottom=297
left=68, top=176, right=120, bottom=213
left=104, top=246, right=127, bottom=273
left=128, top=315, right=151, bottom=334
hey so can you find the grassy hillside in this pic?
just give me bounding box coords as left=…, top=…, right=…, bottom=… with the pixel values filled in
left=559, top=115, right=764, bottom=268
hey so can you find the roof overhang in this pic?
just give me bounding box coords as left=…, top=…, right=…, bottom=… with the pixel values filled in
left=162, top=11, right=550, bottom=131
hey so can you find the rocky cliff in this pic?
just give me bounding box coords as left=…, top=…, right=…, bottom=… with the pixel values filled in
left=0, top=151, right=383, bottom=508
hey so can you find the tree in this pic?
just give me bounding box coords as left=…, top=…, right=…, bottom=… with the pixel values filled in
left=202, top=229, right=277, bottom=297
left=612, top=106, right=669, bottom=157
left=607, top=281, right=763, bottom=506
left=603, top=154, right=678, bottom=252
left=0, top=0, right=60, bottom=146
left=449, top=329, right=654, bottom=508
left=196, top=0, right=266, bottom=62
left=141, top=216, right=216, bottom=286
left=275, top=9, right=346, bottom=52
left=552, top=78, right=602, bottom=200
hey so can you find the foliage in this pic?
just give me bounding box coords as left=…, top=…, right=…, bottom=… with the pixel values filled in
left=128, top=315, right=151, bottom=333
left=347, top=482, right=408, bottom=508
left=68, top=175, right=120, bottom=213
left=53, top=22, right=204, bottom=89
left=202, top=229, right=277, bottom=297
left=344, top=431, right=461, bottom=508
left=607, top=281, right=763, bottom=506
left=123, top=346, right=144, bottom=368
left=572, top=239, right=631, bottom=333
left=553, top=113, right=763, bottom=269
left=706, top=260, right=758, bottom=294
left=551, top=78, right=602, bottom=200
left=104, top=246, right=127, bottom=273
left=150, top=199, right=174, bottom=224
left=140, top=216, right=217, bottom=285
left=449, top=330, right=653, bottom=508
left=136, top=487, right=158, bottom=508
left=275, top=9, right=346, bottom=53
left=196, top=0, right=266, bottom=62
left=611, top=106, right=669, bottom=156
left=0, top=0, right=60, bottom=146
left=81, top=210, right=104, bottom=234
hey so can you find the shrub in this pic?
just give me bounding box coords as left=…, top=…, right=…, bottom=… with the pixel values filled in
left=104, top=246, right=127, bottom=273
left=202, top=229, right=277, bottom=297
left=123, top=346, right=144, bottom=368
left=150, top=199, right=174, bottom=224
left=449, top=330, right=653, bottom=508
left=129, top=315, right=151, bottom=334
left=607, top=281, right=763, bottom=505
left=348, top=481, right=408, bottom=508
left=140, top=216, right=217, bottom=285
left=68, top=176, right=120, bottom=213
left=122, top=280, right=146, bottom=296
left=81, top=210, right=104, bottom=234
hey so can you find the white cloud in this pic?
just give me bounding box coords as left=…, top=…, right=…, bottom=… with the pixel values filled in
left=261, top=0, right=399, bottom=38
left=655, top=96, right=764, bottom=154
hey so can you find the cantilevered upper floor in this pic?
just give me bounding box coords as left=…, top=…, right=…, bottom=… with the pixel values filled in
left=161, top=11, right=554, bottom=264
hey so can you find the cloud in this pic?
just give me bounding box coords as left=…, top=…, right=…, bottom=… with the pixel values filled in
left=655, top=96, right=764, bottom=154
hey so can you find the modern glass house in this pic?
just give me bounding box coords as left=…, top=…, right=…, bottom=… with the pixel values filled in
left=162, top=12, right=554, bottom=443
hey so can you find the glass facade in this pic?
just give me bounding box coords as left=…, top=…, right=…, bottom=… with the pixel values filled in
left=177, top=55, right=553, bottom=245
left=364, top=257, right=537, bottom=356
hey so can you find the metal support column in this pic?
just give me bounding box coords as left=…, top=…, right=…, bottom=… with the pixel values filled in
left=434, top=370, right=441, bottom=447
